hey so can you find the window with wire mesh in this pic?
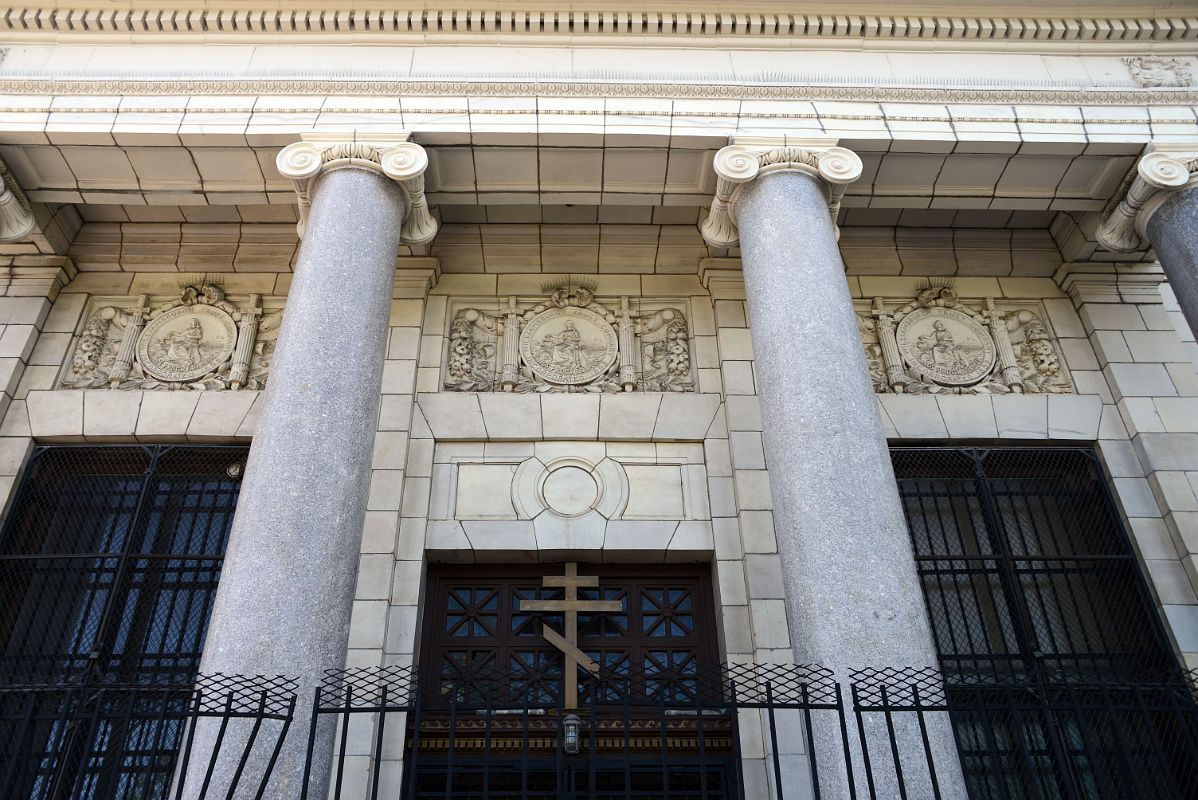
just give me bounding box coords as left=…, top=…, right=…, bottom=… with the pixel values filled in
left=893, top=447, right=1198, bottom=800
left=0, top=445, right=248, bottom=687
left=892, top=446, right=1177, bottom=685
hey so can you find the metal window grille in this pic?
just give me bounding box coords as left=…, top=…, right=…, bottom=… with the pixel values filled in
left=0, top=445, right=252, bottom=799
left=892, top=446, right=1198, bottom=799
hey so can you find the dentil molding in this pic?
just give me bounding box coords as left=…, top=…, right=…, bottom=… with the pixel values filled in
left=699, top=139, right=863, bottom=248
left=275, top=134, right=438, bottom=245
left=3, top=7, right=1195, bottom=47
left=1096, top=144, right=1198, bottom=253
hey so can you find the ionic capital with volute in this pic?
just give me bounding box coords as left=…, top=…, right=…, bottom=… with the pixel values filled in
left=1097, top=144, right=1198, bottom=253
left=276, top=133, right=438, bottom=245
left=699, top=138, right=863, bottom=248
left=0, top=158, right=37, bottom=243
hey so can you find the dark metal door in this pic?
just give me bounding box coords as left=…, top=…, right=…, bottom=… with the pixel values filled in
left=0, top=445, right=247, bottom=799
left=893, top=447, right=1198, bottom=799
left=404, top=564, right=734, bottom=800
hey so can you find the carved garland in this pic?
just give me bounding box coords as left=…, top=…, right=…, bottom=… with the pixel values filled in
left=859, top=286, right=1071, bottom=395
left=62, top=282, right=284, bottom=391
left=1122, top=56, right=1194, bottom=88
left=445, top=286, right=693, bottom=394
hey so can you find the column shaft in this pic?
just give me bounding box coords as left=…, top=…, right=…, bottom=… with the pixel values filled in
left=735, top=170, right=965, bottom=798
left=1147, top=186, right=1198, bottom=338
left=185, top=167, right=406, bottom=799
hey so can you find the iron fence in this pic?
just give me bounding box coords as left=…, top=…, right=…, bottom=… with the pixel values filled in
left=0, top=673, right=296, bottom=800
left=300, top=662, right=1198, bottom=800
left=4, top=664, right=1196, bottom=799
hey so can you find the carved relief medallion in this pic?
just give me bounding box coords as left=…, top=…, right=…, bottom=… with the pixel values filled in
left=519, top=306, right=618, bottom=385
left=895, top=307, right=996, bottom=387
left=136, top=305, right=238, bottom=383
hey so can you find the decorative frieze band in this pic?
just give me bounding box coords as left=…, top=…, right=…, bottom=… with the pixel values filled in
left=444, top=283, right=694, bottom=394
left=858, top=286, right=1072, bottom=396
left=275, top=135, right=438, bottom=245
left=1097, top=146, right=1198, bottom=253
left=700, top=140, right=863, bottom=248
left=62, top=282, right=284, bottom=391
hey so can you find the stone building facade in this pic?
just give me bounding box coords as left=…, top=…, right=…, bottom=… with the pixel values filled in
left=0, top=3, right=1197, bottom=800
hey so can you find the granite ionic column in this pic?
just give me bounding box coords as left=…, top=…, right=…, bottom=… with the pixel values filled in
left=1147, top=187, right=1198, bottom=336
left=181, top=139, right=434, bottom=800
left=702, top=143, right=966, bottom=798
left=1098, top=148, right=1198, bottom=336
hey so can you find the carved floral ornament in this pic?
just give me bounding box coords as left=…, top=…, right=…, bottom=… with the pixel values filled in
left=445, top=284, right=693, bottom=394
left=700, top=142, right=863, bottom=248
left=857, top=286, right=1072, bottom=395
left=61, top=282, right=284, bottom=391
left=1123, top=56, right=1194, bottom=89
left=1097, top=148, right=1198, bottom=253
left=275, top=135, right=438, bottom=244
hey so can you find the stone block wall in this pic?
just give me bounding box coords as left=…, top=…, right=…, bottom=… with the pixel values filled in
left=2, top=251, right=1198, bottom=798
left=0, top=260, right=76, bottom=509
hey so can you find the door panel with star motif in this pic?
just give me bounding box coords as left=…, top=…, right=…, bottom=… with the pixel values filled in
left=421, top=564, right=718, bottom=705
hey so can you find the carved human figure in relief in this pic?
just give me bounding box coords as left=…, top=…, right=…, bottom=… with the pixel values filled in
left=916, top=321, right=970, bottom=374
left=163, top=318, right=205, bottom=368
left=539, top=321, right=588, bottom=371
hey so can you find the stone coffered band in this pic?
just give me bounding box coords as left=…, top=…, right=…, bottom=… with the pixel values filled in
left=699, top=140, right=863, bottom=248
left=1097, top=146, right=1198, bottom=253
left=276, top=134, right=438, bottom=245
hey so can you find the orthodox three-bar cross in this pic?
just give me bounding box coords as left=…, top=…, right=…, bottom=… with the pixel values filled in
left=517, top=563, right=622, bottom=709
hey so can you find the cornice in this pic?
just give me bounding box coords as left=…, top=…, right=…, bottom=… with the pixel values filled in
left=0, top=77, right=1195, bottom=106
left=0, top=7, right=1195, bottom=46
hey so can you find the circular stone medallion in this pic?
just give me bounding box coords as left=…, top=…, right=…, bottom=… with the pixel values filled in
left=519, top=306, right=618, bottom=385
left=137, top=305, right=238, bottom=383
left=895, top=307, right=996, bottom=387
left=541, top=465, right=600, bottom=517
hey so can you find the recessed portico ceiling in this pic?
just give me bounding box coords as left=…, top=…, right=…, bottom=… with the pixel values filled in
left=0, top=138, right=1144, bottom=216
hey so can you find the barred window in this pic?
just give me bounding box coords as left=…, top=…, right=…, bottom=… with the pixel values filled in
left=0, top=446, right=247, bottom=800
left=894, top=446, right=1194, bottom=798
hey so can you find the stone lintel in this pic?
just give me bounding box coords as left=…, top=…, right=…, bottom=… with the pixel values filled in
left=1097, top=143, right=1198, bottom=253
left=1054, top=261, right=1167, bottom=306
left=276, top=132, right=438, bottom=246
left=699, top=136, right=864, bottom=249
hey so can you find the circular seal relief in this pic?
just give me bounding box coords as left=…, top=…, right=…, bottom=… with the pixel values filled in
left=895, top=307, right=997, bottom=387
left=136, top=305, right=238, bottom=383
left=519, top=306, right=618, bottom=385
